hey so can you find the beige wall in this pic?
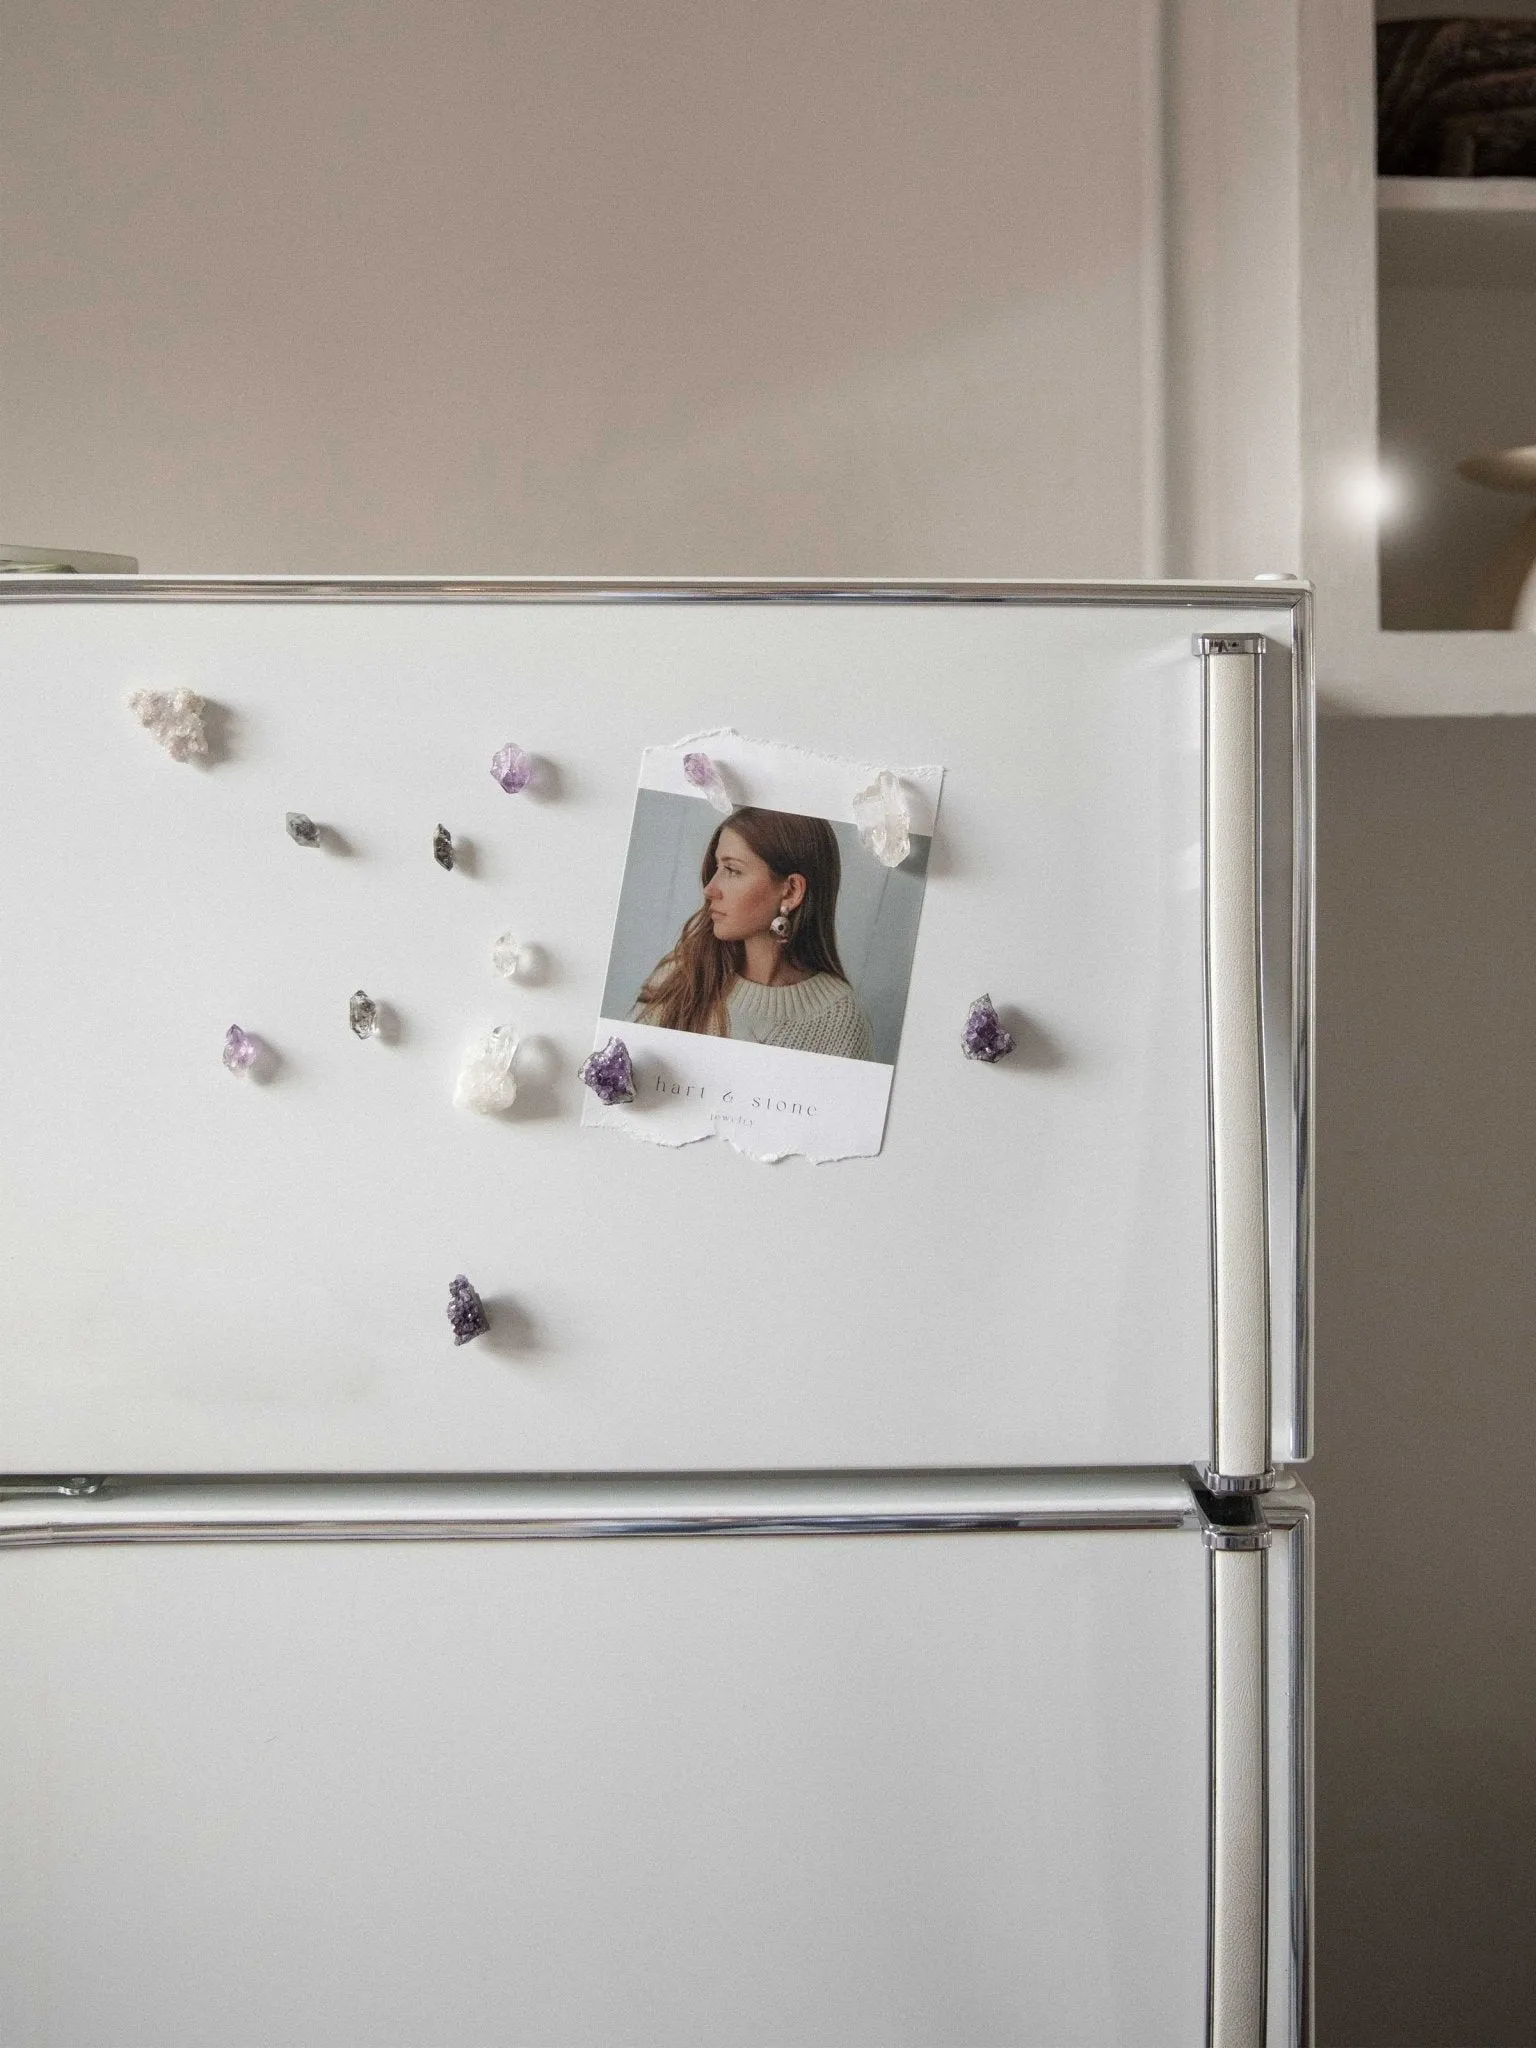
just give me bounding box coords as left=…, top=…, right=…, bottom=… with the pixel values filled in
left=0, top=0, right=1165, bottom=579
left=1316, top=717, right=1536, bottom=2048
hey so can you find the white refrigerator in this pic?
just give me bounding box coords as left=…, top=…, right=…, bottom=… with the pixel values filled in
left=0, top=578, right=1312, bottom=2046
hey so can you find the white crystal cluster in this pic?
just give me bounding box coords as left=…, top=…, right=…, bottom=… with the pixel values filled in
left=852, top=769, right=910, bottom=868
left=129, top=688, right=208, bottom=762
left=454, top=1024, right=519, bottom=1113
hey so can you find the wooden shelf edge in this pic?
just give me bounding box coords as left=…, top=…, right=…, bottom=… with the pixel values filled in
left=1379, top=176, right=1536, bottom=216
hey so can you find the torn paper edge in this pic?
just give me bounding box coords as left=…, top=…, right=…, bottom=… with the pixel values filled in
left=651, top=727, right=944, bottom=837
left=581, top=1021, right=896, bottom=1165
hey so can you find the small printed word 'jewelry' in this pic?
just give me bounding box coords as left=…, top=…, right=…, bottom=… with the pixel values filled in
left=769, top=903, right=793, bottom=941
left=447, top=1274, right=490, bottom=1346
left=491, top=930, right=524, bottom=980
left=490, top=743, right=533, bottom=794
left=852, top=769, right=910, bottom=868
left=128, top=688, right=208, bottom=762
left=433, top=824, right=455, bottom=871
left=455, top=1024, right=519, bottom=1113
left=683, top=751, right=733, bottom=815
left=580, top=1036, right=635, bottom=1105
left=349, top=991, right=380, bottom=1040
left=222, top=1024, right=260, bottom=1073
left=286, top=811, right=321, bottom=847
left=961, top=994, right=1015, bottom=1063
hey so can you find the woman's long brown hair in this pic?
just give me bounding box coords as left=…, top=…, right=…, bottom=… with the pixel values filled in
left=638, top=807, right=849, bottom=1036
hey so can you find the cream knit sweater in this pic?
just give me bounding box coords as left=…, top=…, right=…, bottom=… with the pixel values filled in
left=723, top=972, right=874, bottom=1060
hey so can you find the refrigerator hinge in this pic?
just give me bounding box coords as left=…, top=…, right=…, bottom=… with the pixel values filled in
left=1189, top=1477, right=1272, bottom=1552
left=1192, top=1461, right=1276, bottom=1497
left=0, top=1476, right=106, bottom=1499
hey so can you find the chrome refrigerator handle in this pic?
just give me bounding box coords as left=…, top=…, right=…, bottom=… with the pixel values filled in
left=1196, top=634, right=1274, bottom=1492
left=1195, top=1483, right=1274, bottom=2048
left=1206, top=1528, right=1270, bottom=2048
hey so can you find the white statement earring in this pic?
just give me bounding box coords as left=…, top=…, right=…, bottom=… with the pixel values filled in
left=769, top=904, right=792, bottom=941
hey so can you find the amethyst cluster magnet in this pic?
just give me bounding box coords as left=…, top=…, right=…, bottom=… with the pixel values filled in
left=682, top=751, right=733, bottom=815
left=580, top=1036, right=635, bottom=1105
left=961, top=995, right=1015, bottom=1063
left=447, top=1274, right=490, bottom=1345
left=490, top=743, right=533, bottom=794
left=222, top=1024, right=261, bottom=1073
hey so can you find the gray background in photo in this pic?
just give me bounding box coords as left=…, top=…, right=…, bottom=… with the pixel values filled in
left=601, top=789, right=931, bottom=1064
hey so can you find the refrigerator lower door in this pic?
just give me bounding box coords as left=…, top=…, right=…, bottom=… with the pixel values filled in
left=0, top=1473, right=1309, bottom=2048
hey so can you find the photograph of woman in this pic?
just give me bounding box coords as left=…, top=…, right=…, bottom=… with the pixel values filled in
left=634, top=807, right=876, bottom=1061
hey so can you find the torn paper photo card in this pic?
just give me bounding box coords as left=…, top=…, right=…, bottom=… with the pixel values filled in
left=584, top=731, right=943, bottom=1162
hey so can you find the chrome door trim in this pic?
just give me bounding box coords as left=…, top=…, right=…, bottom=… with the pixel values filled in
left=1262, top=1482, right=1314, bottom=2048
left=1206, top=1535, right=1269, bottom=2048
left=0, top=572, right=1310, bottom=608
left=0, top=1468, right=1200, bottom=1545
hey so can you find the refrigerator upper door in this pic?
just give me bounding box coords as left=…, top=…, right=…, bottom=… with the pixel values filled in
left=0, top=582, right=1310, bottom=1474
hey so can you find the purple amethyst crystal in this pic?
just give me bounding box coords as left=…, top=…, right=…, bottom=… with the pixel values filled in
left=446, top=1273, right=490, bottom=1346
left=961, top=995, right=1015, bottom=1064
left=580, top=1035, right=635, bottom=1105
left=682, top=750, right=732, bottom=814
left=222, top=1024, right=259, bottom=1073
left=490, top=743, right=533, bottom=794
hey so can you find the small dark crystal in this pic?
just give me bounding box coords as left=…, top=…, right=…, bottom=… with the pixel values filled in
left=349, top=990, right=380, bottom=1039
left=286, top=811, right=321, bottom=847
left=961, top=994, right=1015, bottom=1063
left=447, top=1273, right=490, bottom=1345
left=580, top=1035, right=635, bottom=1105
left=433, top=824, right=455, bottom=870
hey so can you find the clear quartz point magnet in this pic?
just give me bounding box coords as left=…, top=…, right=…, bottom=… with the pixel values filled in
left=455, top=1024, right=519, bottom=1112
left=851, top=769, right=910, bottom=868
